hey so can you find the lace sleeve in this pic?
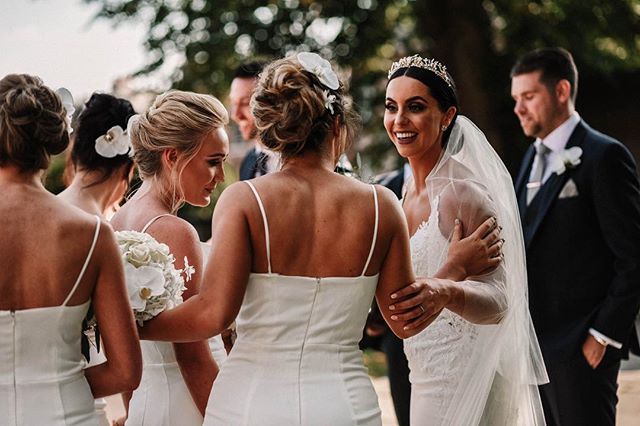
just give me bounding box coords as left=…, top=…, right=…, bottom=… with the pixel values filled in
left=436, top=178, right=508, bottom=324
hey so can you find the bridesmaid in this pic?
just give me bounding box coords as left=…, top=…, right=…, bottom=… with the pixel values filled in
left=111, top=90, right=227, bottom=425
left=58, top=92, right=137, bottom=426
left=0, top=75, right=141, bottom=424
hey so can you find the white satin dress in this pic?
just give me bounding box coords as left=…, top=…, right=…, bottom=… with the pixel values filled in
left=0, top=216, right=101, bottom=425
left=204, top=182, right=382, bottom=426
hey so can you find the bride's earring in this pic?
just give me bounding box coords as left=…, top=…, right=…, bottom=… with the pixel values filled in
left=441, top=124, right=447, bottom=131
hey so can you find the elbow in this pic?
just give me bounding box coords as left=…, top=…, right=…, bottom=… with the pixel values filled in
left=116, top=360, right=142, bottom=392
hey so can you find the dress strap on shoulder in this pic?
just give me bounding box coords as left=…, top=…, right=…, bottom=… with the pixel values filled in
left=361, top=185, right=379, bottom=276
left=63, top=215, right=101, bottom=306
left=141, top=214, right=173, bottom=233
left=244, top=181, right=272, bottom=274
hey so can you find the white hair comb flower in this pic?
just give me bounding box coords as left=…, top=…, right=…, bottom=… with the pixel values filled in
left=297, top=52, right=340, bottom=90
left=95, top=125, right=131, bottom=158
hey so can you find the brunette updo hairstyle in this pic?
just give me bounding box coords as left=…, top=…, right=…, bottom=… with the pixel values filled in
left=0, top=74, right=69, bottom=171
left=70, top=93, right=135, bottom=185
left=128, top=90, right=228, bottom=212
left=251, top=56, right=360, bottom=158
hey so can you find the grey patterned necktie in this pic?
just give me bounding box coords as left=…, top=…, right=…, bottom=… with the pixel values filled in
left=526, top=143, right=550, bottom=205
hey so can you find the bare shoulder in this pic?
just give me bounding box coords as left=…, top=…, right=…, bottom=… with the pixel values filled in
left=144, top=214, right=200, bottom=249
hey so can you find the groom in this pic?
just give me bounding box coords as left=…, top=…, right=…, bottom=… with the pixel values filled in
left=511, top=47, right=640, bottom=426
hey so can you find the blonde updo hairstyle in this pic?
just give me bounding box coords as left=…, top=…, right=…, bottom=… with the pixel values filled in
left=129, top=90, right=228, bottom=213
left=0, top=74, right=69, bottom=171
left=251, top=56, right=360, bottom=159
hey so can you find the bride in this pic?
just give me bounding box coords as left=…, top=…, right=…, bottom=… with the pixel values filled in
left=383, top=55, right=549, bottom=424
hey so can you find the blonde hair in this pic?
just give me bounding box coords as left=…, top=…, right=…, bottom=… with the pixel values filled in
left=129, top=90, right=228, bottom=212
left=251, top=56, right=360, bottom=159
left=0, top=74, right=69, bottom=171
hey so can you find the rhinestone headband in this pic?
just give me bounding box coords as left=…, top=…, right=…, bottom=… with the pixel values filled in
left=388, top=55, right=454, bottom=89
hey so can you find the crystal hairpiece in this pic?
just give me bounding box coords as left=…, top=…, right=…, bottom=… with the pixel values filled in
left=388, top=55, right=454, bottom=89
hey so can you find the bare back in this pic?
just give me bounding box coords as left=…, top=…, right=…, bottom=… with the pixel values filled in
left=0, top=183, right=102, bottom=309
left=243, top=170, right=393, bottom=278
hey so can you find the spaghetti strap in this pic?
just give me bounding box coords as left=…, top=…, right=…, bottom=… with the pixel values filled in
left=141, top=214, right=173, bottom=233
left=244, top=181, right=272, bottom=274
left=361, top=185, right=379, bottom=276
left=63, top=215, right=101, bottom=306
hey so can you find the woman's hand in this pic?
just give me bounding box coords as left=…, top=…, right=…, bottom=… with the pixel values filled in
left=442, top=217, right=503, bottom=280
left=387, top=277, right=463, bottom=336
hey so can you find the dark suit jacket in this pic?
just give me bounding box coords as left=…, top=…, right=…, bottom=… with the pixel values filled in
left=239, top=146, right=266, bottom=181
left=515, top=120, right=640, bottom=367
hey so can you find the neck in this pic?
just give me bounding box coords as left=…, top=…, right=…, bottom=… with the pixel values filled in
left=280, top=147, right=336, bottom=174
left=541, top=105, right=574, bottom=140
left=407, top=143, right=443, bottom=194
left=61, top=169, right=123, bottom=216
left=0, top=165, right=44, bottom=188
left=130, top=178, right=174, bottom=214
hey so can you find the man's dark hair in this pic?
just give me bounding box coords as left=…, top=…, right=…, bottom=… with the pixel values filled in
left=233, top=60, right=269, bottom=79
left=510, top=47, right=578, bottom=103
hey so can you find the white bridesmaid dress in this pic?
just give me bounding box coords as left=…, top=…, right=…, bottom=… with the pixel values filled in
left=0, top=216, right=101, bottom=425
left=204, top=182, right=382, bottom=426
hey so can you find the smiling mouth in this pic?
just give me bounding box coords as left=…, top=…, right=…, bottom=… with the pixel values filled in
left=394, top=131, right=417, bottom=144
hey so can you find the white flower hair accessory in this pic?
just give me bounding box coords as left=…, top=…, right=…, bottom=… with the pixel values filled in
left=322, top=90, right=337, bottom=115
left=297, top=52, right=340, bottom=90
left=551, top=146, right=583, bottom=175
left=126, top=114, right=141, bottom=158
left=56, top=88, right=75, bottom=134
left=95, top=125, right=131, bottom=158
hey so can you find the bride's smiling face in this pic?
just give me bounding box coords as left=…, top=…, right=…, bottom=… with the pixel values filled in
left=384, top=76, right=454, bottom=160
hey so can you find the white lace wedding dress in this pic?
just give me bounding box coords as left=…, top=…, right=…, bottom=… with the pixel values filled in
left=403, top=117, right=548, bottom=425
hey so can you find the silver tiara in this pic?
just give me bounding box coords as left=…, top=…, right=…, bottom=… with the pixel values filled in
left=388, top=55, right=454, bottom=89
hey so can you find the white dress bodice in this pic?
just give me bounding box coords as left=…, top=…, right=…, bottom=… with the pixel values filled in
left=0, top=216, right=101, bottom=426
left=204, top=181, right=382, bottom=425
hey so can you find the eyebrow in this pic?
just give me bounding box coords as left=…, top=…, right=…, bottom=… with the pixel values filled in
left=386, top=96, right=429, bottom=103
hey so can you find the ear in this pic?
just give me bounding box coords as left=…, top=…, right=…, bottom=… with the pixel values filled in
left=443, top=106, right=458, bottom=128
left=555, top=80, right=572, bottom=104
left=161, top=148, right=179, bottom=170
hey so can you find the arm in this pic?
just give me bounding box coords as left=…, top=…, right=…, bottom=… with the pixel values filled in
left=388, top=181, right=508, bottom=335
left=137, top=183, right=253, bottom=342
left=374, top=187, right=417, bottom=339
left=584, top=142, right=640, bottom=367
left=84, top=222, right=142, bottom=398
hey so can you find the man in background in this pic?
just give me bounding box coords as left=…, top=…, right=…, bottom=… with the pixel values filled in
left=511, top=47, right=640, bottom=426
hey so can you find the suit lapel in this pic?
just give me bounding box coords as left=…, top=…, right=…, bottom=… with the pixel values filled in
left=524, top=121, right=588, bottom=248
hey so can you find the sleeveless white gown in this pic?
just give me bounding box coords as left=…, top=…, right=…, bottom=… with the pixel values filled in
left=0, top=216, right=101, bottom=425
left=204, top=182, right=382, bottom=426
left=126, top=216, right=225, bottom=426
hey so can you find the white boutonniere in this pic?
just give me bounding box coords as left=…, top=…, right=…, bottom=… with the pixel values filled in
left=95, top=125, right=131, bottom=158
left=56, top=88, right=75, bottom=134
left=296, top=51, right=340, bottom=90
left=551, top=146, right=583, bottom=175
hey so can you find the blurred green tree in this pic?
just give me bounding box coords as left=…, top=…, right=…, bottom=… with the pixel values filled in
left=83, top=0, right=640, bottom=172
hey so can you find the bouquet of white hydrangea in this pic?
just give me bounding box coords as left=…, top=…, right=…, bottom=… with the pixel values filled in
left=115, top=230, right=193, bottom=326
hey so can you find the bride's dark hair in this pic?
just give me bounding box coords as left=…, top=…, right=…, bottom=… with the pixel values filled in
left=0, top=74, right=69, bottom=170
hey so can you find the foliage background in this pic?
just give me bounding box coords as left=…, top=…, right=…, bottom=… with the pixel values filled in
left=48, top=0, right=640, bottom=237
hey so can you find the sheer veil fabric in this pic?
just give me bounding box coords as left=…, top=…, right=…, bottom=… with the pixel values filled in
left=420, top=116, right=548, bottom=424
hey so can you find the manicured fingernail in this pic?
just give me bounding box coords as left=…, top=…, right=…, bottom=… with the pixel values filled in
left=391, top=315, right=398, bottom=320
left=389, top=305, right=395, bottom=310
left=391, top=293, right=397, bottom=299
left=454, top=218, right=460, bottom=225
left=403, top=326, right=409, bottom=330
